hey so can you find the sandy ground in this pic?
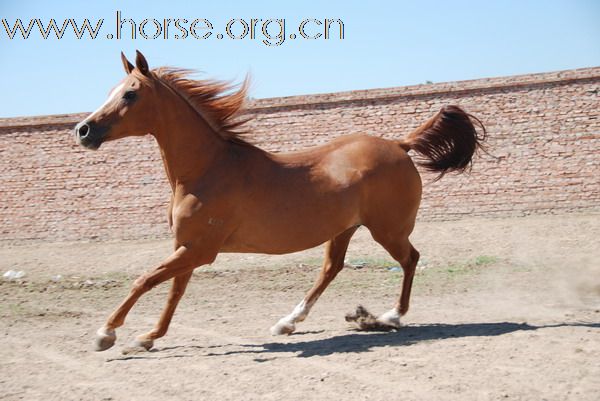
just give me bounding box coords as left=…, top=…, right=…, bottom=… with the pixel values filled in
left=1, top=214, right=599, bottom=401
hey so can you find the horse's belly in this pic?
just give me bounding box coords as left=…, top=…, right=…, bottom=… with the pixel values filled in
left=219, top=230, right=334, bottom=254
left=220, top=196, right=360, bottom=255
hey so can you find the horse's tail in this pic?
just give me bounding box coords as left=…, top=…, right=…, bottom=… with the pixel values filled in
left=398, top=105, right=486, bottom=180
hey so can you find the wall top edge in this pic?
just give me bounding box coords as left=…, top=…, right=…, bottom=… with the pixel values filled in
left=2, top=66, right=599, bottom=129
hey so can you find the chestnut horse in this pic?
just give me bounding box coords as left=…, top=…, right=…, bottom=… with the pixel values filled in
left=74, top=51, right=485, bottom=352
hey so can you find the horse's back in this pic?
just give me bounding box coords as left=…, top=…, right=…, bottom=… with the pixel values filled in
left=276, top=134, right=418, bottom=187
left=276, top=133, right=422, bottom=230
left=319, top=135, right=420, bottom=196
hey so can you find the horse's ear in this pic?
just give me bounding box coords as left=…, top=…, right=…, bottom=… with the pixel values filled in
left=121, top=51, right=134, bottom=75
left=135, top=50, right=149, bottom=75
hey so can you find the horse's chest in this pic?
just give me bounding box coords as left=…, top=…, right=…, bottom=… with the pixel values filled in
left=170, top=194, right=229, bottom=242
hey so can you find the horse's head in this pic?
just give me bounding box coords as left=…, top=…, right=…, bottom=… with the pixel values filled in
left=74, top=51, right=157, bottom=150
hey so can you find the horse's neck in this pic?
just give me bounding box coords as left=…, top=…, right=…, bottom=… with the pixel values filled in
left=152, top=108, right=228, bottom=190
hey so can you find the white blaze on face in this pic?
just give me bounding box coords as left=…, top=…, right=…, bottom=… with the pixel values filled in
left=86, top=82, right=125, bottom=121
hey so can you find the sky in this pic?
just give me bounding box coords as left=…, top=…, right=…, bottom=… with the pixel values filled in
left=0, top=0, right=599, bottom=118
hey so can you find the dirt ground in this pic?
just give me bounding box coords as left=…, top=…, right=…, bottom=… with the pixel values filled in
left=1, top=214, right=599, bottom=401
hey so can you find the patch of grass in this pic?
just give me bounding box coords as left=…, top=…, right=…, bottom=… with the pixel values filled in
left=7, top=303, right=27, bottom=316
left=414, top=254, right=499, bottom=287
left=386, top=272, right=403, bottom=285
left=442, top=255, right=498, bottom=275
left=445, top=264, right=464, bottom=274
left=345, top=257, right=398, bottom=269
left=0, top=301, right=42, bottom=318
left=474, top=255, right=498, bottom=266
left=296, top=257, right=325, bottom=268
left=254, top=257, right=324, bottom=271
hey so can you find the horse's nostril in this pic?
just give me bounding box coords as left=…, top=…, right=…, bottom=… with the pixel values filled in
left=78, top=123, right=90, bottom=138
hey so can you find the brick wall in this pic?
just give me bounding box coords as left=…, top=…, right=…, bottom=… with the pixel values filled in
left=1, top=67, right=599, bottom=242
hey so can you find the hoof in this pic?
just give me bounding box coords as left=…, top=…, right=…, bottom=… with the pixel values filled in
left=377, top=309, right=402, bottom=329
left=94, top=327, right=116, bottom=352
left=270, top=319, right=296, bottom=335
left=133, top=336, right=155, bottom=351
left=121, top=337, right=154, bottom=355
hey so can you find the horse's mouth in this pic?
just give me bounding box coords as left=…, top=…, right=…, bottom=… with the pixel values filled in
left=74, top=121, right=108, bottom=150
left=77, top=136, right=103, bottom=150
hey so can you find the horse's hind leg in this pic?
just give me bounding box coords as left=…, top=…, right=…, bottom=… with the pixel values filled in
left=372, top=235, right=420, bottom=328
left=270, top=226, right=358, bottom=335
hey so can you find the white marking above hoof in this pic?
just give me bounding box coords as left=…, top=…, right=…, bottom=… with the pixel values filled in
left=94, top=327, right=116, bottom=352
left=270, top=300, right=312, bottom=335
left=377, top=309, right=402, bottom=328
left=270, top=318, right=296, bottom=335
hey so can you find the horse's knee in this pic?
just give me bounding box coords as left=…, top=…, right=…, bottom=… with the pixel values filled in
left=132, top=274, right=153, bottom=293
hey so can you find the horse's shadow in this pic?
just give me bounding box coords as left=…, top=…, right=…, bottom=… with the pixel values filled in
left=207, top=321, right=600, bottom=358
left=108, top=321, right=599, bottom=361
left=223, top=322, right=515, bottom=358
left=256, top=322, right=540, bottom=358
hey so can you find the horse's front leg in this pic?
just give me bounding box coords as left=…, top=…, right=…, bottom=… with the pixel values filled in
left=94, top=245, right=214, bottom=352
left=124, top=271, right=193, bottom=352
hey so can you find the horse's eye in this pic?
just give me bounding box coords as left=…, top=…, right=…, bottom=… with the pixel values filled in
left=123, top=91, right=137, bottom=101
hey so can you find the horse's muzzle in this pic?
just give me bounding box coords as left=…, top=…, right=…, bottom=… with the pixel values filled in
left=74, top=121, right=107, bottom=150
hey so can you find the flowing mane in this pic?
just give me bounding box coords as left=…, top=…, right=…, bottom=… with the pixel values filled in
left=152, top=67, right=252, bottom=144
